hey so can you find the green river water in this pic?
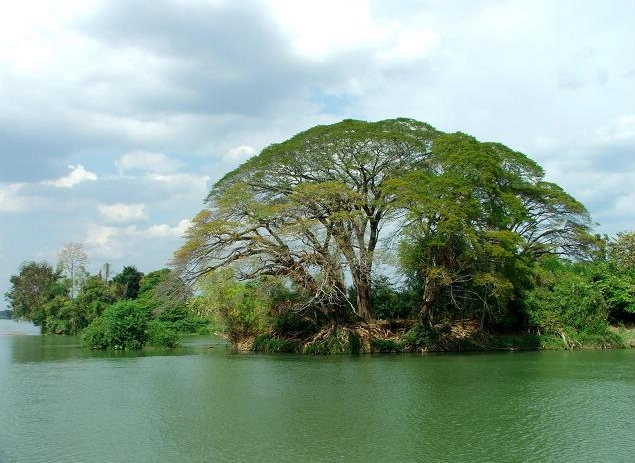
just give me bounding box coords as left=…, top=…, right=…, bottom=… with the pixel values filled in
left=1, top=319, right=633, bottom=462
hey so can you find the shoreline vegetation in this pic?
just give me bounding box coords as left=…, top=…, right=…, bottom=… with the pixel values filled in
left=246, top=321, right=635, bottom=354
left=4, top=119, right=635, bottom=353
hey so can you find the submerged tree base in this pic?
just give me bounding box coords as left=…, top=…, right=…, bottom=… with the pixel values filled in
left=244, top=320, right=633, bottom=354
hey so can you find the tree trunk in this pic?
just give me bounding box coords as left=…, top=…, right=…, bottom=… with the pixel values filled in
left=419, top=277, right=437, bottom=327
left=354, top=275, right=373, bottom=322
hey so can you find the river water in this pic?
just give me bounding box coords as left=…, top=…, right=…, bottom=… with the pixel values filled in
left=1, top=319, right=633, bottom=463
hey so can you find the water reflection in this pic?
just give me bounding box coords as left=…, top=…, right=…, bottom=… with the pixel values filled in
left=5, top=333, right=229, bottom=364
left=0, top=319, right=40, bottom=335
left=0, top=329, right=633, bottom=463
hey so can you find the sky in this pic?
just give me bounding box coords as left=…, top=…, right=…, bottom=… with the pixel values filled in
left=1, top=0, right=633, bottom=306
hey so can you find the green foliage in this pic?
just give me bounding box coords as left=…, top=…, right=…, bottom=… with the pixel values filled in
left=593, top=263, right=635, bottom=319
left=607, top=231, right=635, bottom=270
left=162, top=313, right=210, bottom=335
left=198, top=270, right=271, bottom=345
left=146, top=320, right=179, bottom=348
left=74, top=275, right=117, bottom=323
left=6, top=262, right=119, bottom=335
left=82, top=300, right=149, bottom=350
left=370, top=338, right=401, bottom=353
left=613, top=325, right=635, bottom=348
left=303, top=328, right=361, bottom=354
left=5, top=261, right=62, bottom=328
left=42, top=295, right=76, bottom=334
left=399, top=324, right=446, bottom=352
left=371, top=276, right=415, bottom=320
left=593, top=232, right=635, bottom=322
left=81, top=299, right=179, bottom=350
left=112, top=265, right=144, bottom=300
left=393, top=131, right=590, bottom=327
left=136, top=269, right=203, bottom=334
left=524, top=259, right=609, bottom=337
left=138, top=268, right=171, bottom=298
left=271, top=310, right=316, bottom=337
left=251, top=334, right=300, bottom=353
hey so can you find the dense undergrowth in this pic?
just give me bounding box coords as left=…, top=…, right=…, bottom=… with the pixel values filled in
left=248, top=320, right=633, bottom=354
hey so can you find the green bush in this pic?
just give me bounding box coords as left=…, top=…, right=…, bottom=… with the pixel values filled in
left=82, top=301, right=181, bottom=350
left=371, top=276, right=415, bottom=320
left=81, top=300, right=149, bottom=350
left=370, top=338, right=402, bottom=353
left=271, top=310, right=315, bottom=337
left=173, top=315, right=210, bottom=335
left=303, top=329, right=361, bottom=354
left=524, top=261, right=609, bottom=337
left=399, top=324, right=445, bottom=352
left=158, top=312, right=209, bottom=335
left=575, top=331, right=624, bottom=348
left=199, top=271, right=270, bottom=345
left=251, top=334, right=299, bottom=353
left=80, top=316, right=109, bottom=349
left=147, top=320, right=179, bottom=348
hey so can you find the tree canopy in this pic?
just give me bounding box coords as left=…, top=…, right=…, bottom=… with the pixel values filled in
left=4, top=255, right=206, bottom=346
left=4, top=261, right=63, bottom=328
left=57, top=242, right=88, bottom=299
left=173, top=118, right=439, bottom=321
left=391, top=132, right=594, bottom=325
left=173, top=118, right=595, bottom=327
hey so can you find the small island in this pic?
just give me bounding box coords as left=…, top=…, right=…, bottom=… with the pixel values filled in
left=5, top=119, right=635, bottom=352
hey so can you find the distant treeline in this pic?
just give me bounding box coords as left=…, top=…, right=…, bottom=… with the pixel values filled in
left=5, top=262, right=208, bottom=349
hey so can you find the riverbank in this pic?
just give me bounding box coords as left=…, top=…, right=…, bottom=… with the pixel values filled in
left=248, top=320, right=635, bottom=354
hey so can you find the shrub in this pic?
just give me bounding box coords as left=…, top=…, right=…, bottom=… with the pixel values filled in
left=271, top=310, right=315, bottom=337
left=82, top=300, right=152, bottom=350
left=370, top=338, right=401, bottom=353
left=147, top=320, right=179, bottom=348
left=252, top=334, right=299, bottom=353
left=371, top=276, right=416, bottom=320
left=303, top=328, right=361, bottom=354
left=199, top=271, right=270, bottom=346
left=399, top=324, right=448, bottom=352
left=82, top=301, right=182, bottom=350
left=524, top=261, right=609, bottom=337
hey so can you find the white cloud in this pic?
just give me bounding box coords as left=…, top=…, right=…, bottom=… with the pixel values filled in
left=392, top=28, right=437, bottom=59
left=115, top=151, right=184, bottom=174
left=0, top=183, right=28, bottom=212
left=0, top=0, right=99, bottom=74
left=47, top=164, right=98, bottom=188
left=85, top=225, right=122, bottom=259
left=84, top=219, right=193, bottom=264
left=597, top=114, right=635, bottom=144
left=225, top=145, right=256, bottom=162
left=145, top=219, right=192, bottom=238
left=265, top=0, right=384, bottom=58
left=97, top=203, right=148, bottom=223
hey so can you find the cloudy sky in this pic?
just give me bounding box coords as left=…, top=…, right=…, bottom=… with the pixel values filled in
left=1, top=0, right=633, bottom=304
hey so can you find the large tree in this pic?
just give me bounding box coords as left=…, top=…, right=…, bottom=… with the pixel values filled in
left=112, top=265, right=144, bottom=300
left=4, top=261, right=64, bottom=328
left=57, top=241, right=88, bottom=299
left=173, top=118, right=440, bottom=321
left=174, top=119, right=594, bottom=327
left=392, top=132, right=594, bottom=325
